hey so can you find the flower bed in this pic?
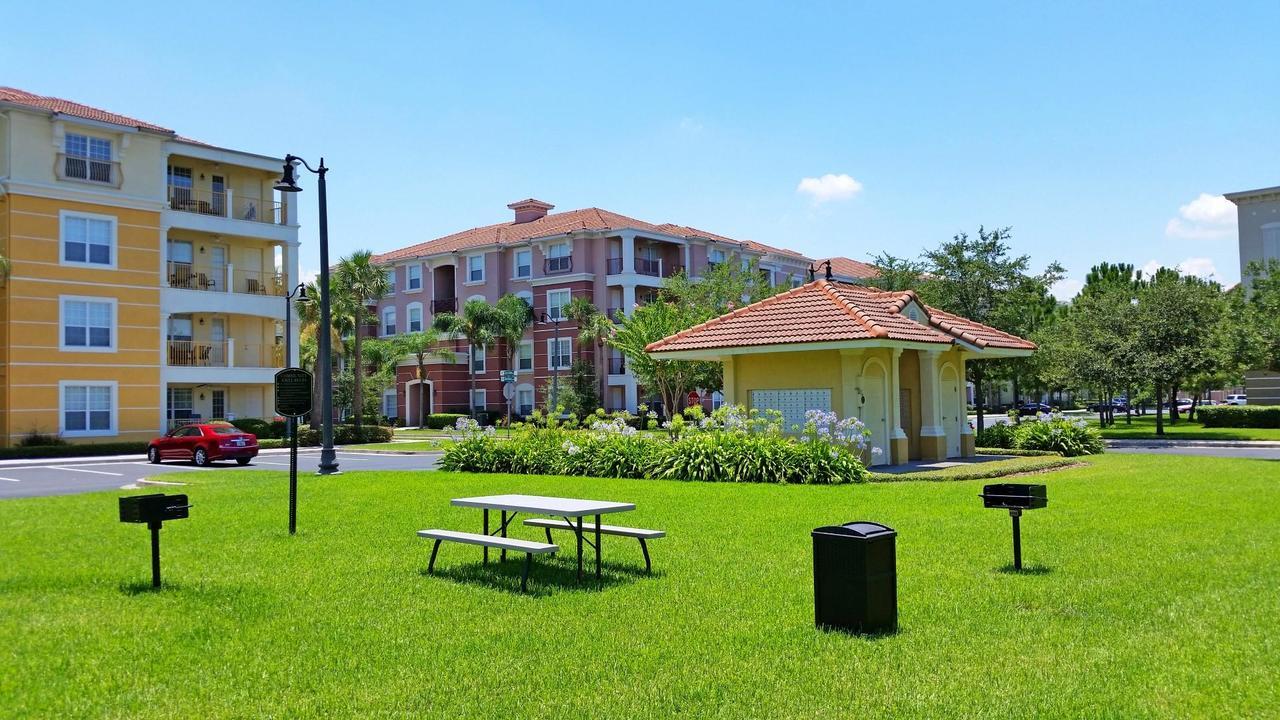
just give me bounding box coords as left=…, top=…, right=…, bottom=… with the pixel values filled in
left=976, top=413, right=1104, bottom=457
left=438, top=406, right=872, bottom=484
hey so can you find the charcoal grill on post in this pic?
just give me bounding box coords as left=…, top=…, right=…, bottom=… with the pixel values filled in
left=979, top=483, right=1046, bottom=570
left=119, top=494, right=191, bottom=587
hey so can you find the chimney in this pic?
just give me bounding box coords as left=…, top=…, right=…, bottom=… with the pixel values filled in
left=507, top=198, right=554, bottom=224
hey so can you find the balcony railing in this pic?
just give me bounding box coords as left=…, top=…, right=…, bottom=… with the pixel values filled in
left=608, top=357, right=626, bottom=375
left=431, top=297, right=457, bottom=314
left=166, top=262, right=286, bottom=296
left=605, top=257, right=623, bottom=275
left=56, top=153, right=121, bottom=187
left=636, top=257, right=661, bottom=277
left=544, top=255, right=573, bottom=274
left=167, top=340, right=283, bottom=368
left=167, top=186, right=283, bottom=225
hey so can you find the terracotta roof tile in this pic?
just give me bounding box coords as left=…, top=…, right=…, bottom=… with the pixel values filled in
left=646, top=280, right=1035, bottom=353
left=0, top=86, right=173, bottom=133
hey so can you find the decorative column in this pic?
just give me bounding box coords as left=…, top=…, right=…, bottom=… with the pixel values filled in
left=621, top=232, right=636, bottom=274
left=918, top=349, right=946, bottom=461
left=959, top=352, right=976, bottom=457
left=889, top=348, right=909, bottom=464
left=622, top=284, right=637, bottom=316
left=721, top=355, right=736, bottom=406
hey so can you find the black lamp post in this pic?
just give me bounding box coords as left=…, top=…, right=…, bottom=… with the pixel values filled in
left=283, top=282, right=309, bottom=433
left=275, top=156, right=338, bottom=475
left=538, top=311, right=562, bottom=412
left=808, top=260, right=833, bottom=282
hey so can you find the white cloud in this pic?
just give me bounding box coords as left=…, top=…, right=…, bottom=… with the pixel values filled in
left=1164, top=193, right=1236, bottom=240
left=1050, top=277, right=1083, bottom=301
left=677, top=117, right=705, bottom=134
left=1139, top=257, right=1219, bottom=280
left=796, top=173, right=863, bottom=204
left=300, top=267, right=319, bottom=286
left=1141, top=259, right=1164, bottom=278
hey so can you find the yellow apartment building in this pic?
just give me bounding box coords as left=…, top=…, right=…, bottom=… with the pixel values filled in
left=0, top=87, right=300, bottom=446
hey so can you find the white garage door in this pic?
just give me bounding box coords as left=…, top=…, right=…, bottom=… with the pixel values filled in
left=749, top=389, right=832, bottom=432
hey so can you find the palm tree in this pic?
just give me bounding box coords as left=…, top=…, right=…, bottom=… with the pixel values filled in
left=334, top=251, right=390, bottom=432
left=494, top=293, right=535, bottom=423
left=566, top=297, right=614, bottom=402
left=433, top=299, right=500, bottom=417
left=393, top=329, right=455, bottom=427
left=295, top=279, right=344, bottom=430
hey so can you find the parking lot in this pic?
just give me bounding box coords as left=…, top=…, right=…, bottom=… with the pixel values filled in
left=0, top=449, right=440, bottom=499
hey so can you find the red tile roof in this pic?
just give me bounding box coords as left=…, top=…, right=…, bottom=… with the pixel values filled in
left=0, top=86, right=173, bottom=134
left=829, top=256, right=881, bottom=280
left=645, top=280, right=1036, bottom=354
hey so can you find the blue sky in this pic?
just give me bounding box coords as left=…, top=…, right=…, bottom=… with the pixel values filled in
left=4, top=1, right=1277, bottom=298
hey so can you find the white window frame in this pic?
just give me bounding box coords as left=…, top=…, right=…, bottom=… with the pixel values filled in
left=516, top=384, right=535, bottom=415
left=471, top=345, right=486, bottom=373
left=472, top=388, right=487, bottom=410
left=384, top=269, right=396, bottom=296
left=59, top=380, right=117, bottom=438
left=547, top=336, right=573, bottom=370
left=382, top=389, right=398, bottom=420
left=59, top=295, right=117, bottom=352
left=60, top=210, right=117, bottom=269
left=63, top=133, right=113, bottom=185
left=514, top=249, right=533, bottom=279
left=547, top=242, right=570, bottom=259
left=545, top=288, right=571, bottom=321
left=382, top=307, right=397, bottom=337
left=406, top=302, right=423, bottom=333
left=708, top=247, right=726, bottom=264
left=406, top=264, right=422, bottom=291
left=517, top=340, right=534, bottom=373
left=466, top=254, right=486, bottom=284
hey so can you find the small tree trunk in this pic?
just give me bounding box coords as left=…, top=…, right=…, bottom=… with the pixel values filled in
left=1125, top=384, right=1133, bottom=424
left=1168, top=384, right=1180, bottom=424
left=418, top=362, right=427, bottom=427
left=1154, top=381, right=1165, bottom=436
left=310, top=350, right=323, bottom=430
left=352, top=332, right=364, bottom=432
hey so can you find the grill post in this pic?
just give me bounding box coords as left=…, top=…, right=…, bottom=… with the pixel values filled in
left=1010, top=509, right=1022, bottom=570
left=149, top=520, right=162, bottom=588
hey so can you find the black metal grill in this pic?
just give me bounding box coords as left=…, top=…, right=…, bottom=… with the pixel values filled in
left=979, top=483, right=1047, bottom=570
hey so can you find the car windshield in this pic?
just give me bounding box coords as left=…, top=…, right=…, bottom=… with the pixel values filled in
left=210, top=426, right=242, bottom=435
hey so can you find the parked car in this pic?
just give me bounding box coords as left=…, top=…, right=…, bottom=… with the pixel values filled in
left=1175, top=400, right=1194, bottom=413
left=1087, top=399, right=1128, bottom=413
left=1017, top=402, right=1052, bottom=416
left=1225, top=394, right=1248, bottom=406
left=148, top=423, right=259, bottom=466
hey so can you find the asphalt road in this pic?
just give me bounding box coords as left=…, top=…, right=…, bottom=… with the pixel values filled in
left=0, top=449, right=440, bottom=500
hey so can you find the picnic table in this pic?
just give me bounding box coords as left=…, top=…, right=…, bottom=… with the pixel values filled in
left=450, top=494, right=635, bottom=581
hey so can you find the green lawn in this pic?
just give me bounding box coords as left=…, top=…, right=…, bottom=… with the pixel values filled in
left=867, top=454, right=1081, bottom=482
left=1093, top=414, right=1280, bottom=441
left=2, top=455, right=1277, bottom=718
left=342, top=440, right=446, bottom=452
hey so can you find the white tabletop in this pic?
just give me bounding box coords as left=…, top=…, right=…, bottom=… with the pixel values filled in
left=451, top=494, right=635, bottom=516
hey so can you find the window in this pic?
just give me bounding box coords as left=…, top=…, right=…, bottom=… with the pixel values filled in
left=384, top=269, right=396, bottom=295
left=167, top=165, right=192, bottom=203
left=547, top=337, right=573, bottom=370
left=545, top=242, right=571, bottom=273
left=407, top=303, right=423, bottom=332
left=467, top=254, right=485, bottom=283
left=61, top=382, right=115, bottom=436
left=546, top=289, right=571, bottom=320
left=708, top=247, right=726, bottom=265
left=167, top=387, right=194, bottom=420
left=61, top=211, right=115, bottom=267
left=517, top=340, right=534, bottom=372
left=406, top=264, right=422, bottom=290
left=382, top=390, right=398, bottom=420
left=516, top=290, right=534, bottom=309
left=382, top=307, right=396, bottom=336
left=1263, top=226, right=1280, bottom=263
left=61, top=297, right=114, bottom=351
left=514, top=249, right=532, bottom=278
left=211, top=389, right=226, bottom=420
left=471, top=345, right=486, bottom=373
left=472, top=389, right=487, bottom=410
left=168, top=315, right=194, bottom=341
left=711, top=390, right=725, bottom=410
left=64, top=133, right=112, bottom=183
left=516, top=385, right=535, bottom=416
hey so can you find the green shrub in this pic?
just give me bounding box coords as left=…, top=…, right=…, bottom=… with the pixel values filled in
left=975, top=447, right=1060, bottom=457
left=974, top=416, right=1102, bottom=457
left=18, top=431, right=67, bottom=447
left=976, top=423, right=1017, bottom=449
left=1197, top=405, right=1280, bottom=429
left=231, top=418, right=274, bottom=438
left=424, top=413, right=468, bottom=430
left=294, top=425, right=394, bottom=445
left=0, top=442, right=149, bottom=460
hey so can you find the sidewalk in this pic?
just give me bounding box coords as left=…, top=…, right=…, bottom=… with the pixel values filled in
left=1105, top=438, right=1280, bottom=449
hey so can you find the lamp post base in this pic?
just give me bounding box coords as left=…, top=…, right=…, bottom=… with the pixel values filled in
left=317, top=447, right=340, bottom=475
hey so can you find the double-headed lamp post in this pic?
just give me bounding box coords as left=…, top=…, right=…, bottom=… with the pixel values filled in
left=274, top=155, right=339, bottom=475
left=283, top=282, right=309, bottom=437
left=538, top=311, right=562, bottom=412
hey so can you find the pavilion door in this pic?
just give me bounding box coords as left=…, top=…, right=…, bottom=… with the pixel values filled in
left=941, top=364, right=962, bottom=457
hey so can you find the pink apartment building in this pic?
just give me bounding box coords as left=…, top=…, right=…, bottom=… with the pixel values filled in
left=370, top=199, right=878, bottom=422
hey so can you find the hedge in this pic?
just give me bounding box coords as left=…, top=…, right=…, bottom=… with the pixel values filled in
left=975, top=447, right=1061, bottom=457
left=0, top=442, right=149, bottom=460
left=1196, top=405, right=1280, bottom=429
left=423, top=413, right=468, bottom=430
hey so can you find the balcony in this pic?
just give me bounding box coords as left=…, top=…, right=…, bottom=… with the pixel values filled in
left=167, top=340, right=283, bottom=368
left=168, top=186, right=283, bottom=225
left=167, top=262, right=285, bottom=296
left=605, top=257, right=623, bottom=275
left=431, top=297, right=457, bottom=314
left=608, top=357, right=626, bottom=375
left=544, top=255, right=573, bottom=274
left=56, top=153, right=121, bottom=188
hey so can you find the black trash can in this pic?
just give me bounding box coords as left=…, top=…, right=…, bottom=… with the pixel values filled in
left=812, top=521, right=897, bottom=634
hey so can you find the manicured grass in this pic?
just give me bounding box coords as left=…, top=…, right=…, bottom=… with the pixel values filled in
left=2, top=455, right=1277, bottom=717
left=343, top=440, right=446, bottom=452
left=867, top=454, right=1081, bottom=482
left=1093, top=414, right=1280, bottom=441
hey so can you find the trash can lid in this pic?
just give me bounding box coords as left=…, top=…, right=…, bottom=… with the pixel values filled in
left=812, top=521, right=896, bottom=538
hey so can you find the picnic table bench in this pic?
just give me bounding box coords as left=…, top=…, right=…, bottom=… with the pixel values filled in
left=417, top=529, right=556, bottom=592
left=523, top=518, right=664, bottom=573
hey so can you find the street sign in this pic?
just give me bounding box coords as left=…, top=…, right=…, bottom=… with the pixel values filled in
left=499, top=369, right=517, bottom=383
left=274, top=368, right=313, bottom=417
left=502, top=383, right=516, bottom=400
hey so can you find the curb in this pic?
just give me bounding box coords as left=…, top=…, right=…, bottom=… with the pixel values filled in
left=1105, top=439, right=1280, bottom=449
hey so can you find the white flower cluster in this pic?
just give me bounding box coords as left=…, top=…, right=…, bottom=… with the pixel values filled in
left=589, top=417, right=638, bottom=438
left=561, top=439, right=581, bottom=455
left=450, top=416, right=495, bottom=441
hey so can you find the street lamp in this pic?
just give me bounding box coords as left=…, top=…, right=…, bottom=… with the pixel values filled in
left=283, top=282, right=309, bottom=439
left=275, top=155, right=339, bottom=475
left=538, top=311, right=562, bottom=413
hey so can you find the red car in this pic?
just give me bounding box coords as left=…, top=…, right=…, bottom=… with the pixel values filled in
left=148, top=423, right=259, bottom=466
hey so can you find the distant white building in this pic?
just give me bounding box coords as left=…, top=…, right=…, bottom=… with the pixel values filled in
left=1225, top=184, right=1280, bottom=405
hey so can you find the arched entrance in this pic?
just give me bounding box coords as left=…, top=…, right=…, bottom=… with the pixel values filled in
left=860, top=358, right=890, bottom=466
left=940, top=363, right=963, bottom=457
left=404, top=379, right=434, bottom=427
